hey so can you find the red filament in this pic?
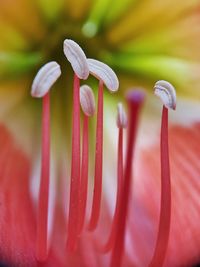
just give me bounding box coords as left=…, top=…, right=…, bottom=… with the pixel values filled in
left=88, top=80, right=104, bottom=231
left=67, top=74, right=81, bottom=251
left=110, top=90, right=145, bottom=267
left=36, top=92, right=50, bottom=261
left=78, top=115, right=89, bottom=234
left=149, top=106, right=171, bottom=267
left=101, top=127, right=124, bottom=253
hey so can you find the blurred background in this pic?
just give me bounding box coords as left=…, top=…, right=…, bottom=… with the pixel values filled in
left=0, top=0, right=200, bottom=148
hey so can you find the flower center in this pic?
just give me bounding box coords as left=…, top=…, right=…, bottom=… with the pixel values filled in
left=31, top=40, right=175, bottom=267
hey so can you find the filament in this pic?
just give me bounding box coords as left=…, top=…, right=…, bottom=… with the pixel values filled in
left=67, top=74, right=81, bottom=251
left=36, top=92, right=50, bottom=261
left=88, top=80, right=104, bottom=231
left=149, top=106, right=171, bottom=267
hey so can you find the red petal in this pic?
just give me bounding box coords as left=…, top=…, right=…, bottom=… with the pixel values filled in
left=0, top=124, right=37, bottom=267
left=133, top=123, right=200, bottom=267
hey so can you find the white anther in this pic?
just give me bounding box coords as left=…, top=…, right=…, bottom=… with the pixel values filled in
left=80, top=85, right=95, bottom=117
left=31, top=61, right=61, bottom=98
left=63, top=39, right=89, bottom=80
left=87, top=58, right=119, bottom=92
left=117, top=103, right=127, bottom=128
left=154, top=80, right=176, bottom=110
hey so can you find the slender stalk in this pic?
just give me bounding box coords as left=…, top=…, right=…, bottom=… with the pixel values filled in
left=78, top=115, right=89, bottom=234
left=149, top=106, right=171, bottom=267
left=101, top=128, right=124, bottom=252
left=67, top=74, right=81, bottom=251
left=110, top=90, right=144, bottom=267
left=88, top=80, right=104, bottom=231
left=36, top=92, right=50, bottom=261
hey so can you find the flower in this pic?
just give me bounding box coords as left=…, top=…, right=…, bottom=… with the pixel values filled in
left=0, top=1, right=200, bottom=267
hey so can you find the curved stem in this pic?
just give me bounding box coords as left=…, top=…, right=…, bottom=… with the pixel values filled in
left=149, top=106, right=171, bottom=267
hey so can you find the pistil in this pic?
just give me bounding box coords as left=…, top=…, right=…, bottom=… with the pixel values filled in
left=110, top=90, right=145, bottom=267
left=149, top=80, right=176, bottom=267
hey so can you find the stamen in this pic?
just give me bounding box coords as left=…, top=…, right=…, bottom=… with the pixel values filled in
left=67, top=74, right=81, bottom=251
left=87, top=59, right=119, bottom=92
left=88, top=59, right=119, bottom=231
left=31, top=62, right=61, bottom=261
left=78, top=85, right=95, bottom=234
left=31, top=61, right=61, bottom=98
left=110, top=90, right=145, bottom=267
left=63, top=40, right=90, bottom=251
left=63, top=39, right=89, bottom=80
left=101, top=103, right=127, bottom=253
left=149, top=82, right=176, bottom=267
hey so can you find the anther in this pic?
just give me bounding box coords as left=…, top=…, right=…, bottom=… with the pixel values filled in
left=31, top=61, right=61, bottom=98
left=78, top=85, right=95, bottom=234
left=80, top=85, right=96, bottom=117
left=154, top=80, right=176, bottom=110
left=63, top=39, right=89, bottom=80
left=149, top=81, right=176, bottom=267
left=87, top=59, right=119, bottom=92
left=32, top=62, right=61, bottom=261
left=117, top=103, right=127, bottom=129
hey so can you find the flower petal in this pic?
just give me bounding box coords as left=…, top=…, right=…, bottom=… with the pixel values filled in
left=0, top=124, right=37, bottom=267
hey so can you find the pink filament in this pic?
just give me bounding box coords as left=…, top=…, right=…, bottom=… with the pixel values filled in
left=110, top=90, right=144, bottom=267
left=36, top=92, right=50, bottom=261
left=78, top=115, right=89, bottom=234
left=67, top=74, right=81, bottom=251
left=101, top=127, right=124, bottom=253
left=88, top=80, right=104, bottom=231
left=149, top=106, right=171, bottom=267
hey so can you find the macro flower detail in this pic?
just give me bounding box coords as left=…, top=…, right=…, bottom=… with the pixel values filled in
left=0, top=1, right=200, bottom=267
